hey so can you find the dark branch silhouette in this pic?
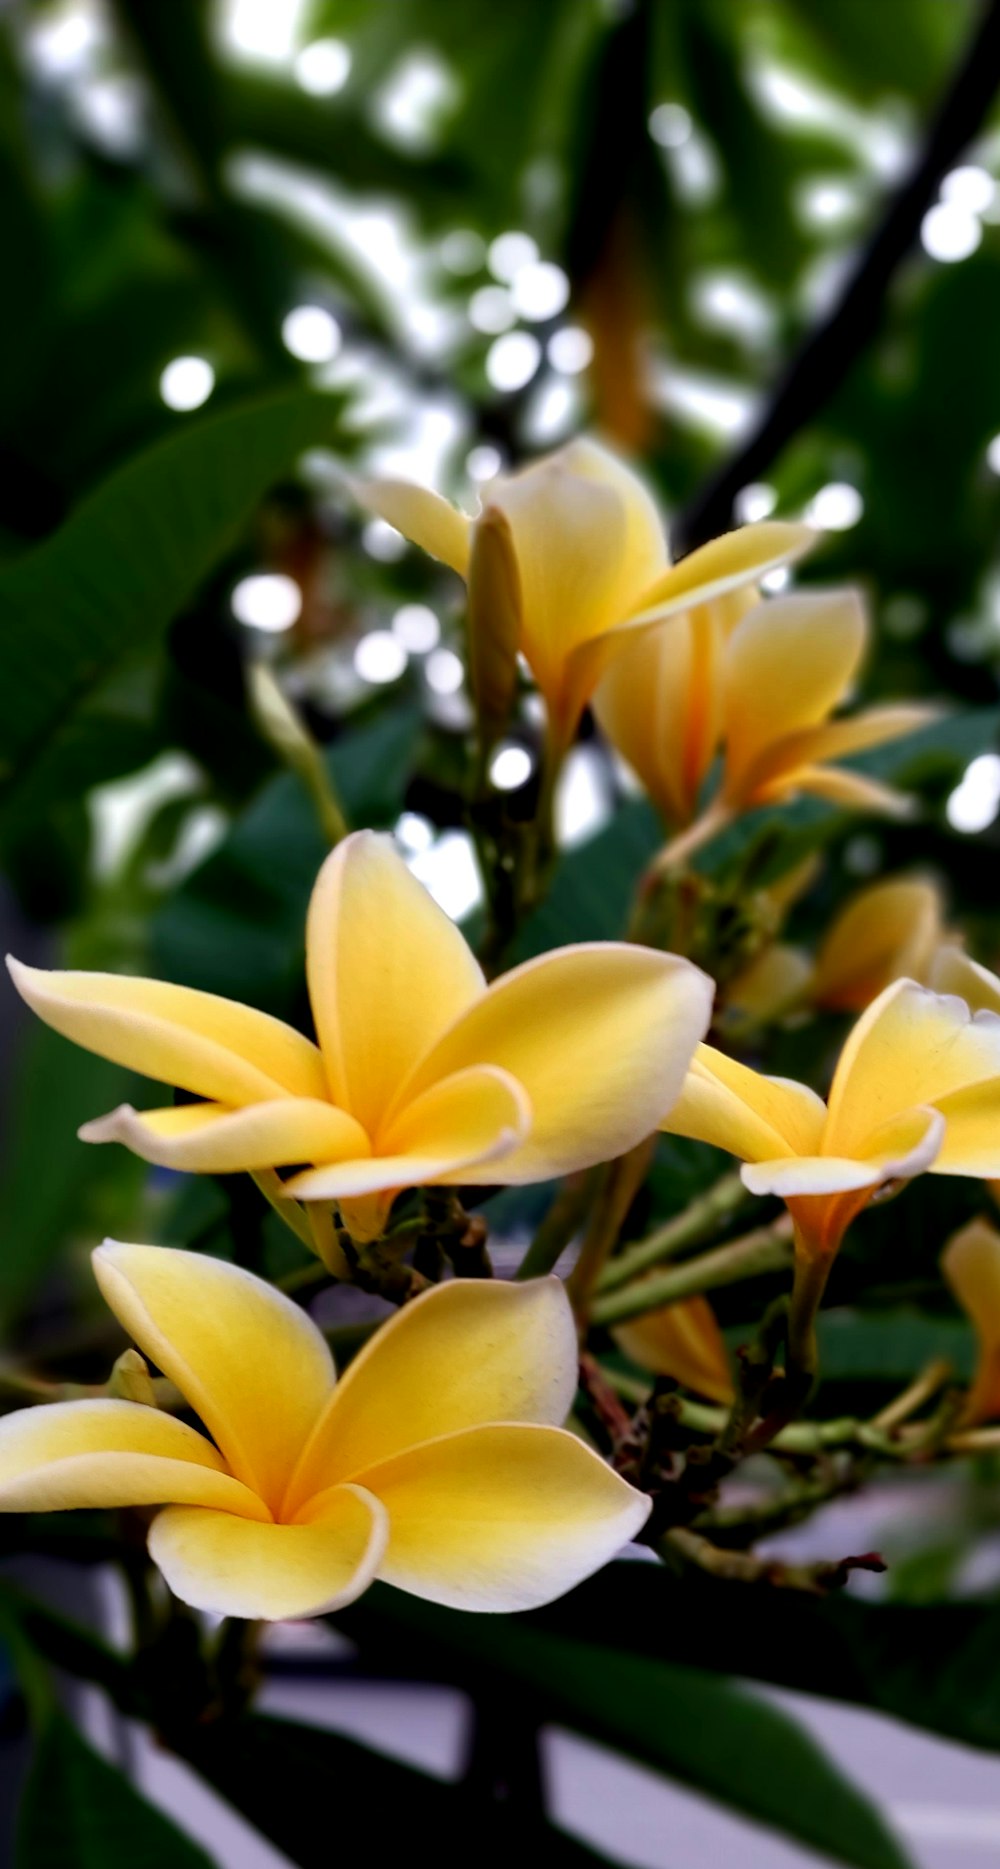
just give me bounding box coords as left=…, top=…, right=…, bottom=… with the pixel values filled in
left=675, top=0, right=1000, bottom=555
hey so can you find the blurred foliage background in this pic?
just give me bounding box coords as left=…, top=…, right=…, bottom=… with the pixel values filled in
left=4, top=1, right=1000, bottom=1865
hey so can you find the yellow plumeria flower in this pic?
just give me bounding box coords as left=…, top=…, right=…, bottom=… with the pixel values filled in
left=941, top=1217, right=1000, bottom=1426
left=361, top=438, right=812, bottom=753
left=728, top=874, right=954, bottom=1026
left=8, top=831, right=713, bottom=1244
left=597, top=587, right=935, bottom=847
left=662, top=978, right=1000, bottom=1271
left=614, top=1295, right=734, bottom=1405
left=811, top=876, right=954, bottom=1013
left=0, top=1246, right=649, bottom=1619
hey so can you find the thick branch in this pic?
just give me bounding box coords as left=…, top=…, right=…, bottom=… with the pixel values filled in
left=675, top=0, right=1000, bottom=553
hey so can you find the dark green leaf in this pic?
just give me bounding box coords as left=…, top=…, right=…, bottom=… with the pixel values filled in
left=16, top=1716, right=213, bottom=1869
left=0, top=388, right=345, bottom=822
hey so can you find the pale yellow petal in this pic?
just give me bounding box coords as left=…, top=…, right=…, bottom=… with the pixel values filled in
left=926, top=1081, right=1000, bottom=1176
left=284, top=1065, right=529, bottom=1201
left=761, top=765, right=915, bottom=815
left=490, top=457, right=631, bottom=714
left=150, top=1483, right=387, bottom=1620
left=306, top=832, right=485, bottom=1133
left=825, top=980, right=1000, bottom=1157
left=0, top=1399, right=267, bottom=1517
left=559, top=437, right=668, bottom=592
left=593, top=598, right=747, bottom=825
left=929, top=948, right=1000, bottom=1013
left=93, top=1244, right=334, bottom=1514
left=80, top=1100, right=371, bottom=1173
left=744, top=1106, right=943, bottom=1198
left=283, top=1276, right=578, bottom=1513
left=626, top=523, right=815, bottom=628
left=813, top=879, right=946, bottom=1012
left=722, top=591, right=866, bottom=804
left=663, top=1043, right=826, bottom=1164
left=346, top=1422, right=650, bottom=1612
left=395, top=944, right=714, bottom=1184
left=6, top=958, right=325, bottom=1106
left=941, top=1218, right=1000, bottom=1422
left=357, top=477, right=470, bottom=575
left=754, top=705, right=938, bottom=783
left=614, top=1296, right=734, bottom=1403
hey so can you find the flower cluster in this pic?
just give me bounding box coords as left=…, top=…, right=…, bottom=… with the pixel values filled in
left=4, top=436, right=998, bottom=1629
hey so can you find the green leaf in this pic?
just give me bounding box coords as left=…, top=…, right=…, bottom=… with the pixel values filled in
left=0, top=387, right=345, bottom=823
left=152, top=703, right=422, bottom=1012
left=0, top=1025, right=146, bottom=1330
left=340, top=1590, right=913, bottom=1869
left=16, top=1716, right=213, bottom=1869
left=513, top=1563, right=1000, bottom=1759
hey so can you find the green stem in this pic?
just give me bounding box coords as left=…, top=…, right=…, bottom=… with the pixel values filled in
left=591, top=1223, right=793, bottom=1328
left=596, top=1171, right=751, bottom=1294
left=566, top=1138, right=657, bottom=1322
left=516, top=1170, right=599, bottom=1280
left=648, top=797, right=733, bottom=875
left=249, top=1170, right=315, bottom=1252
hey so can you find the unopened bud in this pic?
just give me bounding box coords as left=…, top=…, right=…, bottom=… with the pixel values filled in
left=108, top=1348, right=158, bottom=1407
left=466, top=506, right=522, bottom=756
left=248, top=663, right=347, bottom=845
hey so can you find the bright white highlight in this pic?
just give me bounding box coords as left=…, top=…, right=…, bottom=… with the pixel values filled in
left=649, top=103, right=692, bottom=148
left=362, top=519, right=407, bottom=562
left=466, top=444, right=503, bottom=482
left=231, top=574, right=302, bottom=634
left=225, top=0, right=305, bottom=63
left=486, top=331, right=541, bottom=392
left=425, top=648, right=464, bottom=695
left=488, top=232, right=539, bottom=283
left=947, top=754, right=1000, bottom=833
left=392, top=604, right=440, bottom=653
left=920, top=203, right=982, bottom=263
left=490, top=744, right=534, bottom=792
left=374, top=51, right=455, bottom=152
left=941, top=166, right=996, bottom=215
left=159, top=356, right=214, bottom=411
left=354, top=631, right=407, bottom=685
left=734, top=483, right=777, bottom=523
left=511, top=261, right=570, bottom=322
left=408, top=830, right=483, bottom=922
left=986, top=433, right=1000, bottom=475
left=295, top=39, right=351, bottom=95
left=804, top=482, right=864, bottom=530
left=468, top=286, right=516, bottom=335
left=556, top=746, right=613, bottom=849
left=548, top=327, right=593, bottom=375
left=281, top=305, right=342, bottom=363
left=395, top=811, right=435, bottom=855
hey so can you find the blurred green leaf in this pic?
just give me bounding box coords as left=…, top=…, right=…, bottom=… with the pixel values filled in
left=152, top=703, right=422, bottom=1011
left=0, top=1025, right=145, bottom=1331
left=16, top=1716, right=212, bottom=1869
left=342, top=1590, right=913, bottom=1869
left=0, top=387, right=346, bottom=827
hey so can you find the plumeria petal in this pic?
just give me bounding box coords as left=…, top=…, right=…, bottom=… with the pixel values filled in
left=285, top=1065, right=529, bottom=1204
left=341, top=1422, right=650, bottom=1613
left=929, top=948, right=1000, bottom=1012
left=0, top=1399, right=267, bottom=1517
left=6, top=959, right=325, bottom=1106
left=283, top=1276, right=578, bottom=1514
left=744, top=1107, right=944, bottom=1197
left=357, top=477, right=470, bottom=574
left=663, top=1044, right=826, bottom=1163
left=306, top=833, right=485, bottom=1131
left=926, top=1083, right=1000, bottom=1176
left=93, top=1244, right=334, bottom=1514
left=722, top=591, right=865, bottom=804
left=150, top=1484, right=387, bottom=1620
left=726, top=943, right=813, bottom=1024
left=751, top=704, right=938, bottom=785
left=942, top=1219, right=1000, bottom=1424
left=614, top=1296, right=734, bottom=1404
left=813, top=878, right=947, bottom=1012
left=80, top=1100, right=371, bottom=1173
left=825, top=981, right=1000, bottom=1157
left=764, top=765, right=915, bottom=814
left=397, top=944, right=714, bottom=1184
left=625, top=523, right=815, bottom=630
